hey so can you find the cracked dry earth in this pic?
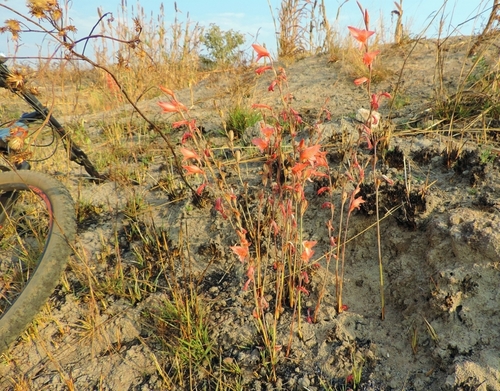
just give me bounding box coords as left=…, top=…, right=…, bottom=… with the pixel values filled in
left=1, top=36, right=500, bottom=390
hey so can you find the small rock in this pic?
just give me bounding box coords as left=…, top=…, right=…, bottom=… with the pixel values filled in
left=208, top=286, right=219, bottom=294
left=252, top=380, right=262, bottom=391
left=299, top=322, right=317, bottom=348
left=356, top=108, right=381, bottom=128
left=297, top=375, right=310, bottom=390
left=250, top=348, right=261, bottom=364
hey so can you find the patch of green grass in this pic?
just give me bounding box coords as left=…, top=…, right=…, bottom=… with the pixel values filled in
left=142, top=290, right=215, bottom=388
left=75, top=199, right=105, bottom=224
left=391, top=94, right=411, bottom=110
left=123, top=192, right=148, bottom=219
left=226, top=106, right=261, bottom=138
left=479, top=148, right=496, bottom=164
left=67, top=120, right=91, bottom=146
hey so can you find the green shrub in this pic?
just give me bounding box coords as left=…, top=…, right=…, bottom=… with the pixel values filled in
left=201, top=24, right=245, bottom=67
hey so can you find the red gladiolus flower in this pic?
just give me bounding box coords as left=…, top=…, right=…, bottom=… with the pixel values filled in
left=260, top=125, right=274, bottom=139
left=362, top=133, right=373, bottom=150
left=159, top=85, right=176, bottom=98
left=172, top=120, right=189, bottom=128
left=179, top=147, right=200, bottom=162
left=268, top=80, right=277, bottom=91
left=157, top=101, right=178, bottom=112
left=175, top=100, right=188, bottom=111
left=173, top=119, right=196, bottom=130
left=106, top=73, right=119, bottom=93
left=290, top=108, right=302, bottom=123
left=243, top=266, right=255, bottom=291
left=181, top=131, right=193, bottom=144
left=347, top=26, right=375, bottom=47
left=370, top=91, right=391, bottom=110
left=236, top=228, right=250, bottom=247
left=305, top=169, right=327, bottom=180
left=255, top=65, right=272, bottom=75
left=105, top=73, right=122, bottom=102
left=360, top=125, right=372, bottom=143
left=252, top=43, right=271, bottom=62
left=214, top=197, right=227, bottom=219
left=158, top=100, right=187, bottom=113
left=230, top=245, right=249, bottom=263
left=307, top=308, right=313, bottom=324
left=196, top=182, right=207, bottom=196
left=277, top=66, right=287, bottom=81
left=252, top=137, right=269, bottom=153
left=348, top=186, right=366, bottom=214
left=300, top=144, right=321, bottom=163
left=183, top=165, right=204, bottom=175
left=317, top=186, right=330, bottom=195
left=301, top=240, right=317, bottom=262
left=370, top=93, right=379, bottom=110
left=314, top=150, right=329, bottom=167
left=324, top=108, right=331, bottom=121
left=252, top=103, right=273, bottom=111
left=354, top=77, right=368, bottom=86
left=258, top=295, right=270, bottom=311
left=297, top=286, right=309, bottom=295
left=349, top=196, right=365, bottom=213
left=363, top=50, right=380, bottom=66
left=270, top=220, right=279, bottom=236
left=364, top=8, right=370, bottom=28
left=291, top=162, right=308, bottom=175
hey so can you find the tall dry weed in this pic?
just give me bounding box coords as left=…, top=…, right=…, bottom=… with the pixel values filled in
left=270, top=0, right=333, bottom=59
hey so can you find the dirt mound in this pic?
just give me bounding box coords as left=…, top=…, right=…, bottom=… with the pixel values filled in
left=1, top=37, right=499, bottom=390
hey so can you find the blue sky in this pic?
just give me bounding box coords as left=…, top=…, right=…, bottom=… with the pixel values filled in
left=0, top=0, right=493, bottom=59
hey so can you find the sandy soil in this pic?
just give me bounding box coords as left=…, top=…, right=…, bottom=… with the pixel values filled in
left=1, top=36, right=499, bottom=390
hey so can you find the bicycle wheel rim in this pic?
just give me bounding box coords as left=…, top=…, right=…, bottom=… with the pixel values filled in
left=0, top=171, right=75, bottom=354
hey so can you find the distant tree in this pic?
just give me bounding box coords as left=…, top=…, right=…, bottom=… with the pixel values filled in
left=201, top=24, right=245, bottom=67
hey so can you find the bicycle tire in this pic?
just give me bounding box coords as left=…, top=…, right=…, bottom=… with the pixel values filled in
left=0, top=171, right=75, bottom=354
